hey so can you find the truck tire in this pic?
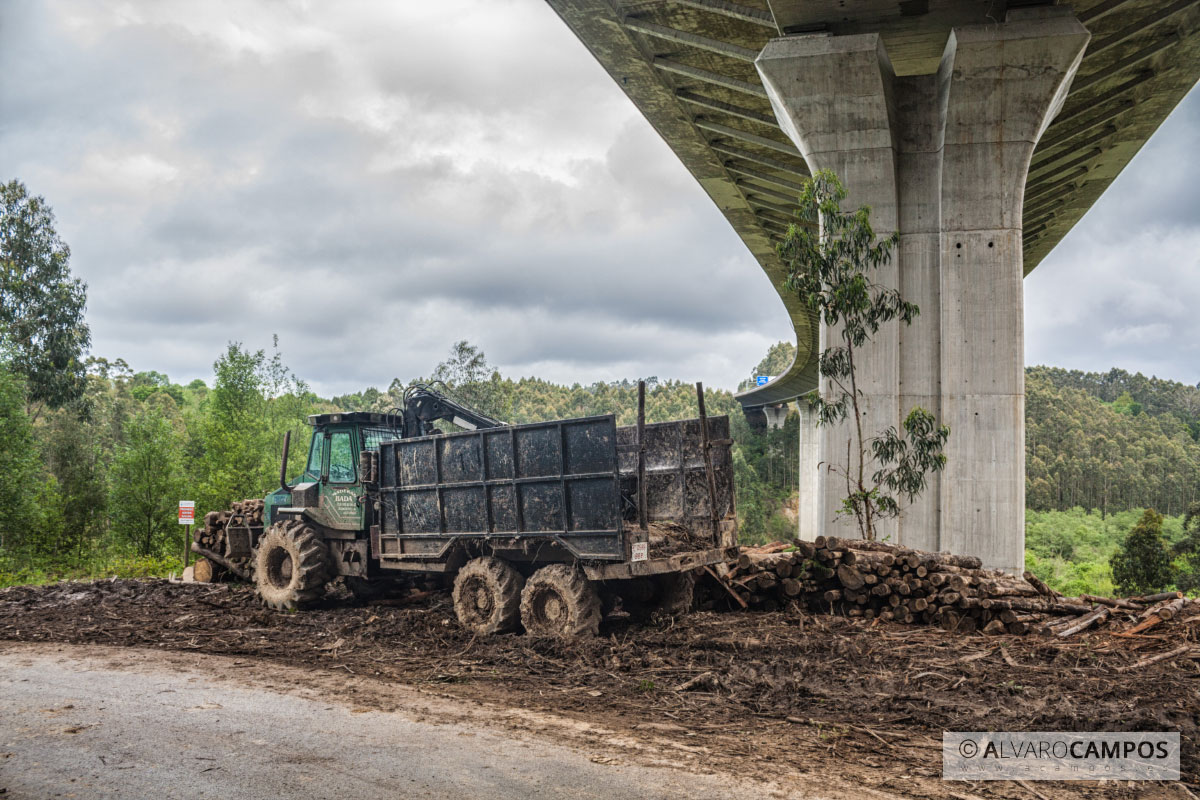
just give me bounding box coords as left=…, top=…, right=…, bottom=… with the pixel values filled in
left=254, top=520, right=331, bottom=610
left=452, top=557, right=524, bottom=635
left=520, top=564, right=601, bottom=638
left=650, top=571, right=695, bottom=617
left=601, top=577, right=656, bottom=619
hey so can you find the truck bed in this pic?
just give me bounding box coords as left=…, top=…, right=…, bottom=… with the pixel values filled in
left=371, top=414, right=737, bottom=572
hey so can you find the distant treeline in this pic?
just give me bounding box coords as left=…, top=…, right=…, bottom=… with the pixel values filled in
left=4, top=329, right=1198, bottom=588
left=1026, top=366, right=1200, bottom=518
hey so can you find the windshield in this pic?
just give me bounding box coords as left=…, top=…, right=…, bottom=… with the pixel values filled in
left=305, top=430, right=323, bottom=477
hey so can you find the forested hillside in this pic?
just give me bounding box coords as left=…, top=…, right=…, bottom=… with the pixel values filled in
left=1026, top=366, right=1200, bottom=517
left=0, top=337, right=805, bottom=584
left=1033, top=366, right=1200, bottom=438
left=0, top=343, right=326, bottom=585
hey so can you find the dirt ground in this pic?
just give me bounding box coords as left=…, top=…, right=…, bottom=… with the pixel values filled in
left=1, top=578, right=1197, bottom=799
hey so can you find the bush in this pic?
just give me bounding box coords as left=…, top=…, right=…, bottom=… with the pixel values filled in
left=0, top=551, right=184, bottom=588
left=1110, top=509, right=1173, bottom=595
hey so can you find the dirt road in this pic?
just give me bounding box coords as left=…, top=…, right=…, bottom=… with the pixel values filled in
left=0, top=643, right=814, bottom=800
left=1, top=579, right=1196, bottom=799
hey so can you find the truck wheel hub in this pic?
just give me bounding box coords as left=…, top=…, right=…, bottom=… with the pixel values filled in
left=266, top=548, right=294, bottom=588
left=539, top=591, right=565, bottom=623
left=471, top=584, right=493, bottom=614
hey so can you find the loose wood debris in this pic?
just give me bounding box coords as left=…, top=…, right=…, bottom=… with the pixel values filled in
left=701, top=536, right=1200, bottom=639
left=1, top=575, right=1198, bottom=790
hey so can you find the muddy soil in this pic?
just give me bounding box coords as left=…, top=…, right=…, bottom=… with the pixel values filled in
left=1, top=578, right=1196, bottom=799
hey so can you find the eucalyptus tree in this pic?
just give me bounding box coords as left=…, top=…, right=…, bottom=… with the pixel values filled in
left=777, top=170, right=949, bottom=540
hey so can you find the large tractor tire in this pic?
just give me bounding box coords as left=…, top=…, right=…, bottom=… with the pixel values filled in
left=254, top=520, right=331, bottom=610
left=452, top=557, right=524, bottom=635
left=650, top=571, right=696, bottom=617
left=520, top=564, right=601, bottom=638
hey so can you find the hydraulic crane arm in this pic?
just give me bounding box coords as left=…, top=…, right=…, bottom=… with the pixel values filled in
left=401, top=383, right=504, bottom=437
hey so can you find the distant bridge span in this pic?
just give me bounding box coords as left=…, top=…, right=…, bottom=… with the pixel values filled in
left=546, top=0, right=1199, bottom=569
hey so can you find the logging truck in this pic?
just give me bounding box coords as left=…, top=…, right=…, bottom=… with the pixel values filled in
left=192, top=383, right=739, bottom=637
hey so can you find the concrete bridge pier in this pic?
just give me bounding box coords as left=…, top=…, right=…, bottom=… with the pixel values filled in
left=757, top=9, right=1089, bottom=571
left=796, top=399, right=821, bottom=541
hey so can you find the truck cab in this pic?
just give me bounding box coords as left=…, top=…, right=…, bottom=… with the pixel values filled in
left=265, top=412, right=403, bottom=533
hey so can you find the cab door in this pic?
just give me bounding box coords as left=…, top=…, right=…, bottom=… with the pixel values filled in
left=315, top=427, right=366, bottom=530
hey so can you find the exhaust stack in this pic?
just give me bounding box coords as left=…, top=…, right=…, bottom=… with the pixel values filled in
left=279, top=431, right=293, bottom=492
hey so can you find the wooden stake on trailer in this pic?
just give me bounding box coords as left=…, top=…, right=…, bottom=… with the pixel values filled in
left=637, top=380, right=648, bottom=532
left=696, top=382, right=722, bottom=543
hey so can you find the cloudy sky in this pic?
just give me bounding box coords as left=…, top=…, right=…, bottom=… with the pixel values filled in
left=2, top=1, right=1197, bottom=397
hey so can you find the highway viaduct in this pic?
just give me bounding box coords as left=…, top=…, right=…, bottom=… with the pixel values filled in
left=545, top=0, right=1200, bottom=571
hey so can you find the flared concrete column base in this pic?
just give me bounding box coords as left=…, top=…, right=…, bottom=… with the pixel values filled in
left=759, top=8, right=1089, bottom=571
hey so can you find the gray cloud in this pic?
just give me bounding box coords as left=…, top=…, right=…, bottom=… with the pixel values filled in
left=1026, top=85, right=1200, bottom=385
left=2, top=0, right=1197, bottom=400
left=1, top=0, right=792, bottom=396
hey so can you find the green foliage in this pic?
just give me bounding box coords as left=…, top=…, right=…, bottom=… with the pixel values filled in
left=738, top=340, right=796, bottom=391
left=193, top=340, right=313, bottom=516
left=0, top=180, right=91, bottom=416
left=42, top=401, right=110, bottom=565
left=0, top=552, right=185, bottom=589
left=259, top=336, right=314, bottom=491
left=0, top=330, right=320, bottom=585
left=1110, top=509, right=1173, bottom=596
left=1024, top=507, right=1189, bottom=596
left=110, top=407, right=183, bottom=556
left=1172, top=502, right=1200, bottom=594
left=1033, top=366, right=1200, bottom=441
left=776, top=170, right=946, bottom=539
left=868, top=407, right=950, bottom=517
left=0, top=363, right=40, bottom=551
left=429, top=340, right=512, bottom=423
left=1025, top=368, right=1200, bottom=518
left=199, top=342, right=268, bottom=511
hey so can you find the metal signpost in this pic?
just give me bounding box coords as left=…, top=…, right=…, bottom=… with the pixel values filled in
left=755, top=376, right=772, bottom=387
left=178, top=500, right=195, bottom=567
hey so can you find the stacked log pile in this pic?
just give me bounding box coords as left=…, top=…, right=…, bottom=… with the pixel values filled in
left=196, top=510, right=227, bottom=552
left=195, top=498, right=265, bottom=552
left=707, top=536, right=1198, bottom=637
left=192, top=499, right=266, bottom=582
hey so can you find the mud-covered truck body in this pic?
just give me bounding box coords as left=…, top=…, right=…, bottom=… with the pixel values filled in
left=193, top=384, right=738, bottom=636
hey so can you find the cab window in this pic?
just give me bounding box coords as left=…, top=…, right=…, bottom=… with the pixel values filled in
left=305, top=431, right=324, bottom=477
left=361, top=426, right=401, bottom=451
left=328, top=431, right=356, bottom=483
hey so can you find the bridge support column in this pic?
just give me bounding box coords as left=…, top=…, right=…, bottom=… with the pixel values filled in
left=797, top=398, right=821, bottom=541
left=757, top=9, right=1088, bottom=570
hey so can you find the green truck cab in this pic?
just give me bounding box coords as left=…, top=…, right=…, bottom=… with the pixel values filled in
left=265, top=414, right=401, bottom=533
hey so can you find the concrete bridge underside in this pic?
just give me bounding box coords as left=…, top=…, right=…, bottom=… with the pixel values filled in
left=546, top=0, right=1200, bottom=570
